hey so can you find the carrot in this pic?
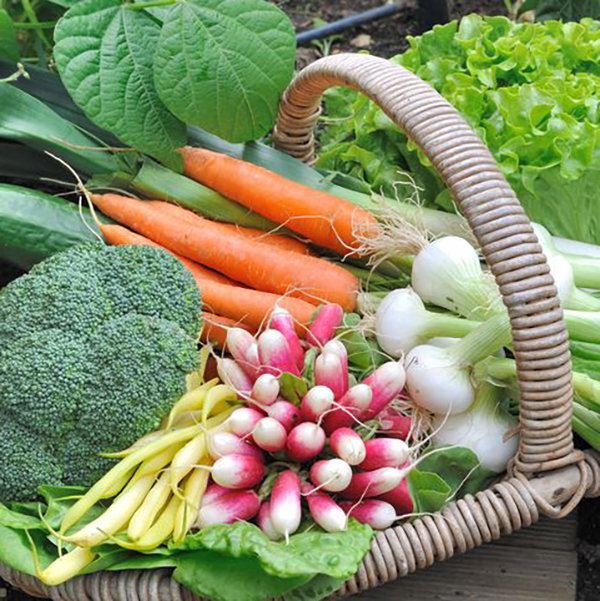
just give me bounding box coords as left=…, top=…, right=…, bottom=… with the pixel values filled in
left=93, top=194, right=359, bottom=311
left=201, top=313, right=256, bottom=348
left=149, top=201, right=312, bottom=256
left=100, top=222, right=239, bottom=287
left=178, top=147, right=381, bottom=256
left=100, top=223, right=319, bottom=331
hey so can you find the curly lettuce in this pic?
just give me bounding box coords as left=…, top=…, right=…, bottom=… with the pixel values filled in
left=318, top=15, right=600, bottom=243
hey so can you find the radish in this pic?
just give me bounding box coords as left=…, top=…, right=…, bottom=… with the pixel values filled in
left=267, top=400, right=302, bottom=433
left=310, top=458, right=353, bottom=492
left=378, top=408, right=411, bottom=440
left=308, top=303, right=344, bottom=346
left=270, top=307, right=304, bottom=370
left=301, top=385, right=334, bottom=422
left=258, top=330, right=301, bottom=377
left=252, top=417, right=287, bottom=453
left=270, top=471, right=301, bottom=541
left=211, top=454, right=265, bottom=489
left=302, top=484, right=347, bottom=533
left=329, top=428, right=366, bottom=466
left=228, top=407, right=264, bottom=438
left=208, top=432, right=264, bottom=461
left=322, top=383, right=373, bottom=434
left=217, top=358, right=253, bottom=396
left=339, top=467, right=404, bottom=499
left=226, top=328, right=261, bottom=378
left=257, top=501, right=282, bottom=541
left=360, top=361, right=406, bottom=420
left=201, top=483, right=231, bottom=507
left=315, top=352, right=348, bottom=400
left=196, top=490, right=260, bottom=527
left=339, top=500, right=397, bottom=530
left=323, top=340, right=348, bottom=387
left=286, top=422, right=326, bottom=462
left=359, top=438, right=409, bottom=470
left=251, top=374, right=280, bottom=406
left=377, top=479, right=413, bottom=515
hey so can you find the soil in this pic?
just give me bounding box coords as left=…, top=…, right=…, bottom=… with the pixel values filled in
left=4, top=1, right=600, bottom=600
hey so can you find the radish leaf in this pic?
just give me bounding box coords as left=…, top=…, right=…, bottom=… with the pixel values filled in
left=54, top=0, right=186, bottom=170
left=154, top=0, right=295, bottom=143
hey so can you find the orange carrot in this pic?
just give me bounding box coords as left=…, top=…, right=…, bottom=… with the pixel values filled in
left=201, top=313, right=256, bottom=348
left=100, top=223, right=319, bottom=331
left=150, top=201, right=312, bottom=256
left=101, top=222, right=239, bottom=286
left=93, top=194, right=359, bottom=311
left=178, top=146, right=381, bottom=256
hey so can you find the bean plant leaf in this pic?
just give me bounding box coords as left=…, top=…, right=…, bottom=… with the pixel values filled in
left=0, top=10, right=19, bottom=62
left=154, top=0, right=295, bottom=143
left=54, top=0, right=186, bottom=170
left=522, top=0, right=600, bottom=20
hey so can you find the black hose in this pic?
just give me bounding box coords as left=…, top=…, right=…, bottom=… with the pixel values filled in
left=295, top=3, right=404, bottom=46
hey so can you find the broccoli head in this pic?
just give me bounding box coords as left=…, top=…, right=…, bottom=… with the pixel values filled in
left=0, top=242, right=203, bottom=502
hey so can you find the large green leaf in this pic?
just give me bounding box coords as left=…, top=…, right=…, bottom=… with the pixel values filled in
left=0, top=10, right=18, bottom=62
left=527, top=0, right=600, bottom=20
left=54, top=0, right=186, bottom=169
left=154, top=0, right=295, bottom=143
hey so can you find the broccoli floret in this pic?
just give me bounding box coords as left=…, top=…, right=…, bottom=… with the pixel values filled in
left=0, top=242, right=202, bottom=502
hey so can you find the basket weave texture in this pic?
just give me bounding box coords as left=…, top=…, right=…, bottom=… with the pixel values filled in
left=3, top=53, right=600, bottom=600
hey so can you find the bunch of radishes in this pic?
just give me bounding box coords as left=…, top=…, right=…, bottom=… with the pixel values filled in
left=197, top=304, right=416, bottom=539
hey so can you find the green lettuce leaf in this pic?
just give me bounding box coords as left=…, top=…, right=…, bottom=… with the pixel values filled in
left=318, top=15, right=600, bottom=244
left=171, top=519, right=373, bottom=580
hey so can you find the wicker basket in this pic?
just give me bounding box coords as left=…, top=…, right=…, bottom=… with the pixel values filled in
left=4, top=53, right=600, bottom=601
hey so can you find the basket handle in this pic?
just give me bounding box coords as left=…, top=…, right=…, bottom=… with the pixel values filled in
left=274, top=53, right=575, bottom=475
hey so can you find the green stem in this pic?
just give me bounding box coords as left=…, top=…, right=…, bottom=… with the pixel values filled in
left=564, top=310, right=600, bottom=343
left=387, top=254, right=414, bottom=275
left=20, top=0, right=50, bottom=48
left=448, top=315, right=511, bottom=366
left=425, top=312, right=479, bottom=339
left=13, top=21, right=56, bottom=29
left=573, top=414, right=600, bottom=450
left=566, top=288, right=600, bottom=312
left=569, top=256, right=600, bottom=289
left=131, top=159, right=283, bottom=231
left=126, top=0, right=176, bottom=9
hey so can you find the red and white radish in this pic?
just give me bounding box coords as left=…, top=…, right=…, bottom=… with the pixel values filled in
left=322, top=383, right=373, bottom=434
left=308, top=303, right=344, bottom=347
left=323, top=340, right=348, bottom=388
left=270, top=308, right=304, bottom=370
left=228, top=407, right=264, bottom=438
left=257, top=501, right=282, bottom=541
left=301, top=385, right=334, bottom=422
left=226, top=328, right=261, bottom=378
left=252, top=417, right=287, bottom=453
left=377, top=479, right=413, bottom=515
left=302, top=484, right=347, bottom=533
left=201, top=483, right=231, bottom=507
left=266, top=400, right=302, bottom=433
left=258, top=330, right=301, bottom=377
left=286, top=422, right=326, bottom=462
left=217, top=358, right=253, bottom=396
left=196, top=490, right=260, bottom=527
left=339, top=467, right=404, bottom=499
left=251, top=373, right=280, bottom=406
left=329, top=428, right=366, bottom=466
left=360, top=361, right=406, bottom=420
left=211, top=454, right=265, bottom=489
left=270, top=471, right=301, bottom=541
left=310, top=458, right=353, bottom=493
left=358, top=438, right=409, bottom=471
left=208, top=432, right=264, bottom=461
left=339, top=499, right=396, bottom=530
left=378, top=408, right=411, bottom=440
left=315, top=352, right=348, bottom=400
